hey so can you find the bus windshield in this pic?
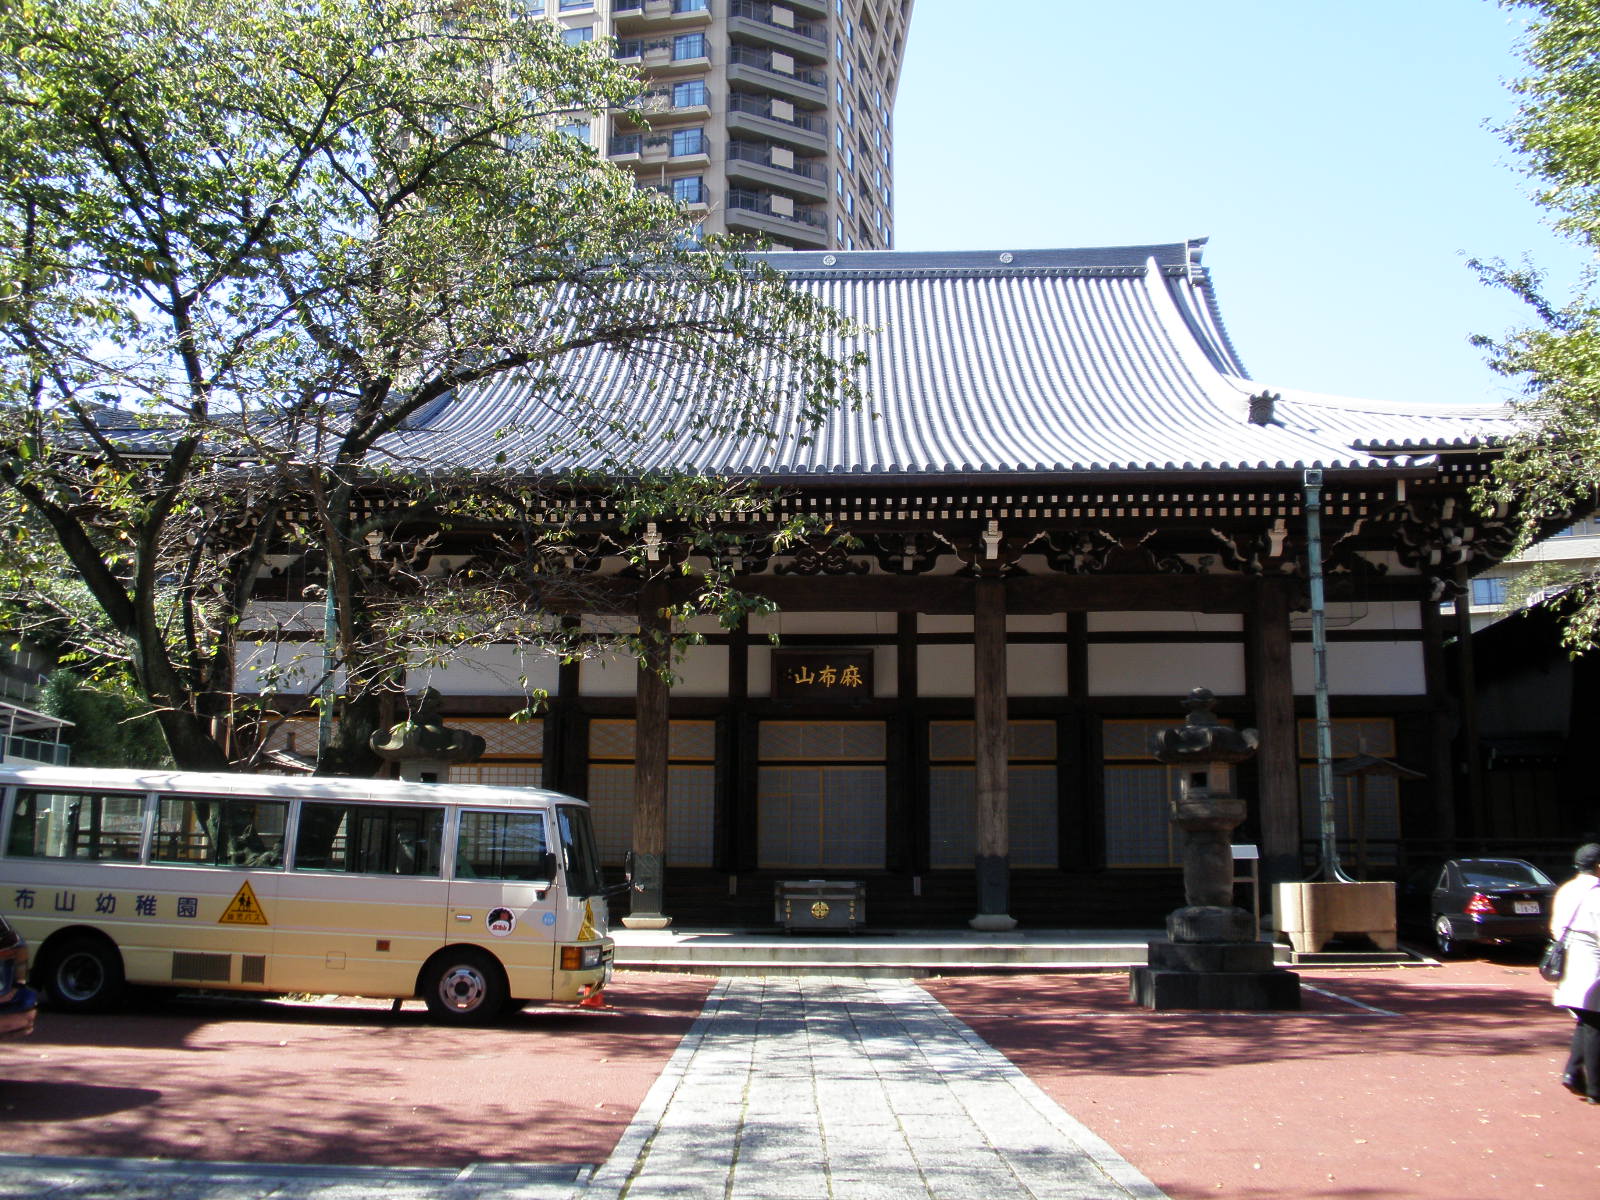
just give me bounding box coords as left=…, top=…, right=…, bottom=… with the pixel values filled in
left=555, top=804, right=602, bottom=898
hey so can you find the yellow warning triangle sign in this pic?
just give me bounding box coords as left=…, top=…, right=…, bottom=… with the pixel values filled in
left=218, top=880, right=269, bottom=926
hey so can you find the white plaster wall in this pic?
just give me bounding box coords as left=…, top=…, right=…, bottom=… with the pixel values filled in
left=1290, top=601, right=1421, bottom=632
left=408, top=645, right=560, bottom=697
left=920, top=615, right=973, bottom=633
left=672, top=645, right=728, bottom=697
left=1292, top=641, right=1426, bottom=695
left=1088, top=643, right=1246, bottom=696
left=874, top=645, right=898, bottom=699
left=239, top=600, right=319, bottom=634
left=235, top=640, right=326, bottom=694
left=581, top=613, right=637, bottom=636
left=1008, top=644, right=1067, bottom=696
left=749, top=611, right=894, bottom=636
left=581, top=652, right=638, bottom=697
left=747, top=646, right=771, bottom=697
left=919, top=644, right=974, bottom=697
left=1008, top=614, right=1068, bottom=633
left=1088, top=612, right=1243, bottom=632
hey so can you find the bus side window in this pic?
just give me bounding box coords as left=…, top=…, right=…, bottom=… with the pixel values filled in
left=153, top=796, right=287, bottom=868
left=6, top=790, right=144, bottom=861
left=456, top=811, right=551, bottom=882
left=294, top=803, right=443, bottom=876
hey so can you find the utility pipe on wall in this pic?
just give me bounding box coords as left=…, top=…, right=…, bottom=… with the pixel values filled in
left=1304, top=468, right=1354, bottom=882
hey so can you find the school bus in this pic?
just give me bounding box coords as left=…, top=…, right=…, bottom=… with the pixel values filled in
left=0, top=766, right=614, bottom=1023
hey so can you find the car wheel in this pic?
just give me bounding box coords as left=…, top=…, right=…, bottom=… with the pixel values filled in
left=421, top=949, right=507, bottom=1024
left=1433, top=915, right=1462, bottom=959
left=44, top=935, right=125, bottom=1013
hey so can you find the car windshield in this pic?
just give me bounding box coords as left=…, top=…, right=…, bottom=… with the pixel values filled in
left=1459, top=861, right=1551, bottom=888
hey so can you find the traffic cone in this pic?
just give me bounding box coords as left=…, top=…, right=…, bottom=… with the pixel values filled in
left=579, top=985, right=607, bottom=1009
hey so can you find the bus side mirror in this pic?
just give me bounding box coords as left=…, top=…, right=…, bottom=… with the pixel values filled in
left=603, top=850, right=635, bottom=900
left=538, top=850, right=558, bottom=882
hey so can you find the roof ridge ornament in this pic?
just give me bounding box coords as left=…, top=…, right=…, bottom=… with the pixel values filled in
left=1247, top=391, right=1283, bottom=426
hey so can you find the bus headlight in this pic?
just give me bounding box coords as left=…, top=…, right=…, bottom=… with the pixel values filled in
left=560, top=945, right=604, bottom=972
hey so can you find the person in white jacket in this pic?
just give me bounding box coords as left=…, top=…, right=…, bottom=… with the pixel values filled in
left=1552, top=842, right=1600, bottom=1103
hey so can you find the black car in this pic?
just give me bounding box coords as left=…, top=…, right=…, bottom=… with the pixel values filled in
left=1426, top=857, right=1556, bottom=957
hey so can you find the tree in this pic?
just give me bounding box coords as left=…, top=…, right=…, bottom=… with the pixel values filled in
left=39, top=674, right=170, bottom=768
left=1474, top=0, right=1600, bottom=648
left=0, top=0, right=861, bottom=772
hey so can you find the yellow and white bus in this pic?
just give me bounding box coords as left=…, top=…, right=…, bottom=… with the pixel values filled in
left=0, top=766, right=615, bottom=1023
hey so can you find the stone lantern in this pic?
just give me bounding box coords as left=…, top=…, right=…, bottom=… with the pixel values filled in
left=369, top=688, right=486, bottom=782
left=1129, top=688, right=1301, bottom=1010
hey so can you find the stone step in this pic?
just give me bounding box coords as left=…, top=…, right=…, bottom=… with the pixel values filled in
left=610, top=929, right=1427, bottom=978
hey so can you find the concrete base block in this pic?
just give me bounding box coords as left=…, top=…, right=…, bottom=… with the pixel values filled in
left=968, top=913, right=1018, bottom=932
left=1130, top=963, right=1302, bottom=1011
left=1274, top=881, right=1397, bottom=954
left=621, top=914, right=674, bottom=930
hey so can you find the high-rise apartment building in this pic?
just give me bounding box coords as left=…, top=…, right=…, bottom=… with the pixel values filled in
left=539, top=0, right=912, bottom=250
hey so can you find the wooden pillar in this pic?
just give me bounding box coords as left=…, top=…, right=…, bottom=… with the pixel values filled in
left=1452, top=568, right=1485, bottom=842
left=1248, top=578, right=1300, bottom=888
left=1420, top=597, right=1457, bottom=854
left=623, top=580, right=672, bottom=929
left=971, top=577, right=1017, bottom=930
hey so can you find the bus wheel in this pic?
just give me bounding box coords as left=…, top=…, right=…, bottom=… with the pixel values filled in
left=421, top=950, right=506, bottom=1024
left=44, top=935, right=125, bottom=1013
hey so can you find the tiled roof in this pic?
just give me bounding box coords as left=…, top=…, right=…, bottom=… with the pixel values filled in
left=381, top=240, right=1513, bottom=481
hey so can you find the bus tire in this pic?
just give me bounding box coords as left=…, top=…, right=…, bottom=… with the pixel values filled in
left=43, top=934, right=125, bottom=1013
left=420, top=949, right=507, bottom=1024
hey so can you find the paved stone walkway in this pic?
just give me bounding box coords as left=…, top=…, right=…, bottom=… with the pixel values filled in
left=0, top=977, right=1167, bottom=1200
left=586, top=976, right=1167, bottom=1200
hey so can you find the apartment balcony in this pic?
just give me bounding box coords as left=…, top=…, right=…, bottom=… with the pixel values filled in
left=725, top=92, right=828, bottom=153
left=725, top=141, right=828, bottom=200
left=725, top=187, right=829, bottom=246
left=784, top=0, right=829, bottom=15
left=728, top=0, right=828, bottom=61
left=726, top=45, right=827, bottom=106
left=612, top=0, right=712, bottom=32
left=630, top=35, right=712, bottom=77
left=638, top=86, right=712, bottom=124
left=644, top=178, right=711, bottom=214
left=613, top=132, right=709, bottom=170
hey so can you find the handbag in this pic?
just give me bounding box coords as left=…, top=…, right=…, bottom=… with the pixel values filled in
left=1539, top=936, right=1568, bottom=983
left=1542, top=886, right=1593, bottom=982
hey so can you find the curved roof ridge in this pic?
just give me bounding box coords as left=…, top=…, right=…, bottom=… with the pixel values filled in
left=748, top=241, right=1199, bottom=275
left=1265, top=385, right=1511, bottom=419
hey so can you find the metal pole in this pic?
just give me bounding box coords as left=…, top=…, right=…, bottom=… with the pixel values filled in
left=1304, top=469, right=1353, bottom=882
left=317, top=581, right=336, bottom=767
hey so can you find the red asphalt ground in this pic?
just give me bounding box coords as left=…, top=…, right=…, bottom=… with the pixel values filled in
left=2, top=962, right=1595, bottom=1200
left=0, top=972, right=714, bottom=1166
left=927, top=960, right=1600, bottom=1200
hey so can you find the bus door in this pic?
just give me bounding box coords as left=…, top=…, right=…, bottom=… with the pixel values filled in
left=448, top=808, right=557, bottom=1001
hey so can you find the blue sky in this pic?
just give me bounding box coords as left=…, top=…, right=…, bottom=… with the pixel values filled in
left=892, top=0, right=1583, bottom=408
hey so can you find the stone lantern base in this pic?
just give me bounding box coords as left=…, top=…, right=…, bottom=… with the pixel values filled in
left=1130, top=940, right=1301, bottom=1011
